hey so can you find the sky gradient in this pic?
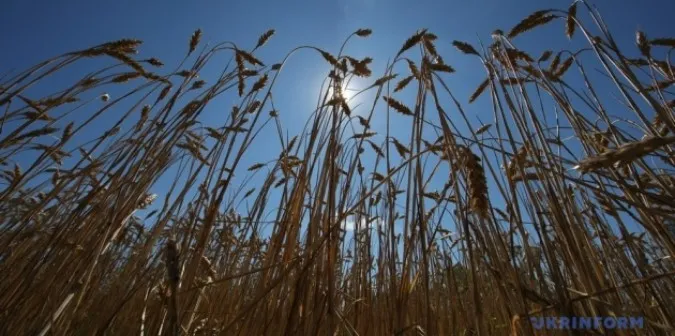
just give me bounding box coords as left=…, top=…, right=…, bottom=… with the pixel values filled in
left=2, top=0, right=674, bottom=237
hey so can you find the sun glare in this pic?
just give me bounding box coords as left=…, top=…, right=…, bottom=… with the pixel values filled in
left=336, top=76, right=367, bottom=114
left=340, top=82, right=356, bottom=102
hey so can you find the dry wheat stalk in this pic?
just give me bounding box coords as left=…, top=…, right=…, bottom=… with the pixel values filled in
left=1, top=7, right=674, bottom=335
left=575, top=136, right=675, bottom=173
left=459, top=146, right=489, bottom=219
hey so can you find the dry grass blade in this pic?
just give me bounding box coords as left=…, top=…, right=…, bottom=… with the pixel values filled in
left=318, top=49, right=339, bottom=67
left=372, top=172, right=387, bottom=182
left=428, top=62, right=454, bottom=73
left=22, top=111, right=53, bottom=121
left=422, top=191, right=441, bottom=201
left=538, top=50, right=552, bottom=62
left=507, top=10, right=556, bottom=39
left=156, top=85, right=172, bottom=104
left=566, top=2, right=578, bottom=39
left=244, top=188, right=256, bottom=198
left=383, top=96, right=413, bottom=116
left=469, top=78, right=490, bottom=103
left=650, top=38, right=675, bottom=48
left=511, top=172, right=540, bottom=183
left=189, top=29, right=202, bottom=54
left=355, top=28, right=372, bottom=37
left=341, top=100, right=351, bottom=116
left=324, top=96, right=345, bottom=108
left=452, top=41, right=480, bottom=56
left=61, top=122, right=74, bottom=142
left=636, top=30, right=651, bottom=56
left=373, top=74, right=398, bottom=87
left=102, top=39, right=142, bottom=53
left=549, top=52, right=562, bottom=71
left=255, top=29, right=275, bottom=49
left=145, top=57, right=164, bottom=67
left=461, top=147, right=489, bottom=218
left=5, top=127, right=59, bottom=146
left=111, top=72, right=142, bottom=83
left=394, top=75, right=414, bottom=92
left=251, top=74, right=269, bottom=93
left=575, top=136, right=675, bottom=172
left=352, top=132, right=377, bottom=139
left=423, top=37, right=438, bottom=57
left=18, top=96, right=44, bottom=114
left=286, top=135, right=298, bottom=152
left=391, top=137, right=410, bottom=158
left=237, top=49, right=265, bottom=67
left=248, top=163, right=266, bottom=171
left=351, top=57, right=373, bottom=77
left=367, top=140, right=385, bottom=158
left=553, top=57, right=574, bottom=77
left=501, top=77, right=531, bottom=85
left=506, top=48, right=534, bottom=63
left=165, top=237, right=181, bottom=336
left=407, top=59, right=420, bottom=79
left=475, top=124, right=492, bottom=135
left=397, top=29, right=427, bottom=57
left=247, top=100, right=261, bottom=113
left=357, top=116, right=370, bottom=128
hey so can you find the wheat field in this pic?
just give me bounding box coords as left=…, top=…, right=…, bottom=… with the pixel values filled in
left=1, top=2, right=674, bottom=335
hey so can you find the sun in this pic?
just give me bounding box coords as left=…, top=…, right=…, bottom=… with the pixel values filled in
left=337, top=76, right=368, bottom=112
left=324, top=80, right=357, bottom=102
left=339, top=81, right=356, bottom=102
left=309, top=72, right=368, bottom=116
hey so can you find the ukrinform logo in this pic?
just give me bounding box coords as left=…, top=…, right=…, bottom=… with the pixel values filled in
left=530, top=316, right=644, bottom=330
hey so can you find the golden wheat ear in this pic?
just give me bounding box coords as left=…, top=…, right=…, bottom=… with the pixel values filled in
left=575, top=136, right=675, bottom=173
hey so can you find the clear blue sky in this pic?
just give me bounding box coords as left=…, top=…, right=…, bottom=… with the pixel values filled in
left=4, top=0, right=672, bottom=146
left=2, top=0, right=673, bottom=238
left=3, top=0, right=674, bottom=70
